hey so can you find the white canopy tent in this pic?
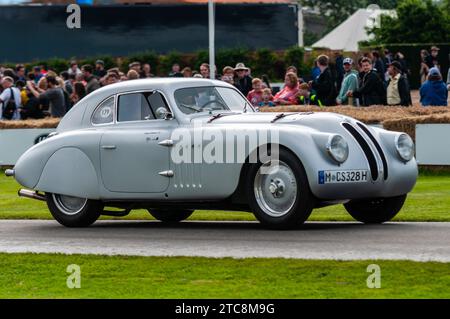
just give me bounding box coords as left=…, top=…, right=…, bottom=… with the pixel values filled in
left=312, top=8, right=395, bottom=52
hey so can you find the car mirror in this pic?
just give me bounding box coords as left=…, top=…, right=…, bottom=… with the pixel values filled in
left=155, top=107, right=173, bottom=120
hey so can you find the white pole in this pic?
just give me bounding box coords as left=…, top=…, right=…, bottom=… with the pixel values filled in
left=208, top=0, right=215, bottom=79
left=298, top=5, right=304, bottom=47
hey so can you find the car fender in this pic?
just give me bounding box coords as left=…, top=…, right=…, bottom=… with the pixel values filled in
left=34, top=147, right=99, bottom=199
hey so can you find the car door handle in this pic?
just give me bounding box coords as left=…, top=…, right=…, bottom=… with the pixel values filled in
left=158, top=139, right=174, bottom=147
left=101, top=145, right=117, bottom=150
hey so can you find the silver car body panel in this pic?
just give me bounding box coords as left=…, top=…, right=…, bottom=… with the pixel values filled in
left=13, top=78, right=418, bottom=203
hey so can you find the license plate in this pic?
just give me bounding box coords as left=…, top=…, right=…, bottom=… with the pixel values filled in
left=318, top=170, right=369, bottom=184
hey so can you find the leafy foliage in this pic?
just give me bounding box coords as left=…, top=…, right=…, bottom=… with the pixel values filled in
left=367, top=0, right=450, bottom=44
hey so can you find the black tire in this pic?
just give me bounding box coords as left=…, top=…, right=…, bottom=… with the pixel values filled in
left=148, top=209, right=194, bottom=223
left=246, top=148, right=315, bottom=230
left=344, top=195, right=407, bottom=224
left=46, top=193, right=103, bottom=227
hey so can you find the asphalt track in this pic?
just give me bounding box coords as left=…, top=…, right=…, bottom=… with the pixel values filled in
left=0, top=220, right=449, bottom=262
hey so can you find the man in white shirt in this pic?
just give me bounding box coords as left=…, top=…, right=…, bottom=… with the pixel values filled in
left=0, top=76, right=21, bottom=120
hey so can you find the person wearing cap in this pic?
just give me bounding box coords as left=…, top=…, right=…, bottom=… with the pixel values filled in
left=425, top=46, right=440, bottom=70
left=233, top=63, right=253, bottom=97
left=420, top=67, right=448, bottom=106
left=386, top=61, right=411, bottom=106
left=94, top=60, right=107, bottom=78
left=336, top=57, right=359, bottom=106
left=128, top=61, right=144, bottom=78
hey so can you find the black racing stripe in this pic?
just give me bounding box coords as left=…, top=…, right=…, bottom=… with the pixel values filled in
left=342, top=123, right=378, bottom=181
left=357, top=122, right=388, bottom=180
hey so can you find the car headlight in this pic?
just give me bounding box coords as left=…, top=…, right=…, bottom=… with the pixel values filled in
left=326, top=135, right=349, bottom=163
left=395, top=133, right=414, bottom=162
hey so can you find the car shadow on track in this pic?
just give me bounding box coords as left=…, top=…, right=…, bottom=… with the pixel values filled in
left=88, top=220, right=402, bottom=231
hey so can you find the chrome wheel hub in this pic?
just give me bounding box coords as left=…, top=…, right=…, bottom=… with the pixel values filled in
left=52, top=194, right=87, bottom=216
left=268, top=179, right=286, bottom=198
left=254, top=161, right=297, bottom=217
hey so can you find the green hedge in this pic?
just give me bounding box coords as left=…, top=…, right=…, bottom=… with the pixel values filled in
left=1, top=47, right=311, bottom=82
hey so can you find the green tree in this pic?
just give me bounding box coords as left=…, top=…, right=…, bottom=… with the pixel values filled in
left=367, top=0, right=450, bottom=44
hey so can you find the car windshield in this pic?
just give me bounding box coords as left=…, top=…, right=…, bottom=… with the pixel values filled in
left=174, top=86, right=253, bottom=114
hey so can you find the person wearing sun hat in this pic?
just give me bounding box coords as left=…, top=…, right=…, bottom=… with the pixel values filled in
left=420, top=67, right=448, bottom=106
left=233, top=62, right=253, bottom=96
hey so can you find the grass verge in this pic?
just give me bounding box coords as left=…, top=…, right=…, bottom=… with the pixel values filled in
left=0, top=253, right=449, bottom=299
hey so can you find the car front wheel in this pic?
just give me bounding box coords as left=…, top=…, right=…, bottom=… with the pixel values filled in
left=148, top=209, right=194, bottom=223
left=46, top=193, right=103, bottom=227
left=247, top=149, right=315, bottom=230
left=344, top=195, right=407, bottom=224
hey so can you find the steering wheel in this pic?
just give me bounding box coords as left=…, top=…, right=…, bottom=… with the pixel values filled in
left=200, top=99, right=228, bottom=110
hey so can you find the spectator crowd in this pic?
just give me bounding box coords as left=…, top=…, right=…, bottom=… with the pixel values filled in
left=1, top=46, right=449, bottom=120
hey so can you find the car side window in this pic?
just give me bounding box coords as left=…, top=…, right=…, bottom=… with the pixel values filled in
left=92, top=97, right=114, bottom=125
left=117, top=91, right=170, bottom=122
left=118, top=92, right=154, bottom=122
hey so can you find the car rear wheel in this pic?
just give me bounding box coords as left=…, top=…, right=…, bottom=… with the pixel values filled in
left=148, top=209, right=194, bottom=223
left=46, top=193, right=103, bottom=227
left=247, top=149, right=315, bottom=230
left=344, top=195, right=407, bottom=224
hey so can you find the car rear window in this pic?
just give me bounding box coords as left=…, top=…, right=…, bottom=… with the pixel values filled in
left=92, top=97, right=114, bottom=125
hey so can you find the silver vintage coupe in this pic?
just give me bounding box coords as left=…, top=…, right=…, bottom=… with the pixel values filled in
left=5, top=78, right=418, bottom=229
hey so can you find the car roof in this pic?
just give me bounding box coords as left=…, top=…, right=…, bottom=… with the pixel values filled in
left=57, top=77, right=238, bottom=132
left=91, top=77, right=234, bottom=97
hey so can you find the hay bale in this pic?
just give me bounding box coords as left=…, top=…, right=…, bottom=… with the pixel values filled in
left=0, top=118, right=60, bottom=129
left=383, top=114, right=450, bottom=140
left=259, top=106, right=450, bottom=125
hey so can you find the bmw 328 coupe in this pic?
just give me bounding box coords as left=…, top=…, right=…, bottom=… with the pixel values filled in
left=5, top=78, right=417, bottom=229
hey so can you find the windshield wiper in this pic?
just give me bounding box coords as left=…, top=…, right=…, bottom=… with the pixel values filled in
left=270, top=113, right=300, bottom=123
left=207, top=112, right=237, bottom=123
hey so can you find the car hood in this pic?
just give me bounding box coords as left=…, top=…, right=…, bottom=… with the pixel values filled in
left=192, top=111, right=352, bottom=128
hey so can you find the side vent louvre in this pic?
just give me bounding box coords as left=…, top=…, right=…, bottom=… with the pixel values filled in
left=342, top=123, right=378, bottom=181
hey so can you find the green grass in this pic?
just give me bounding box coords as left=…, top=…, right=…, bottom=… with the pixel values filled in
left=0, top=253, right=449, bottom=298
left=0, top=173, right=449, bottom=221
